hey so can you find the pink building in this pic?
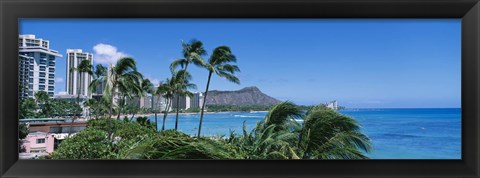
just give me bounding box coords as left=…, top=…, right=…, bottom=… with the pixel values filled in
left=19, top=119, right=87, bottom=159
left=21, top=132, right=55, bottom=153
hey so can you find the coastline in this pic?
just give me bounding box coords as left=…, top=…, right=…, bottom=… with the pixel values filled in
left=117, top=110, right=270, bottom=119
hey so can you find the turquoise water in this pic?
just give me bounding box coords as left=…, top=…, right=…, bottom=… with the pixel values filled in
left=148, top=108, right=461, bottom=159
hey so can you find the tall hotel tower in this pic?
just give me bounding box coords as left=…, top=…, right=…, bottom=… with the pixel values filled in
left=18, top=34, right=62, bottom=98
left=66, top=49, right=93, bottom=98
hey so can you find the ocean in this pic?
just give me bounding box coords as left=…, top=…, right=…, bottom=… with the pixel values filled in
left=147, top=108, right=461, bottom=159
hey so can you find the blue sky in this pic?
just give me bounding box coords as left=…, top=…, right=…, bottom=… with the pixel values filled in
left=19, top=19, right=461, bottom=108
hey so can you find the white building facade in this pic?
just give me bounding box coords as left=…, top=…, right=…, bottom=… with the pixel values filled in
left=190, top=92, right=203, bottom=109
left=66, top=49, right=93, bottom=98
left=18, top=34, right=62, bottom=98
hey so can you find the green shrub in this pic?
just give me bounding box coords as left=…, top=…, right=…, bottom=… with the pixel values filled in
left=52, top=129, right=114, bottom=159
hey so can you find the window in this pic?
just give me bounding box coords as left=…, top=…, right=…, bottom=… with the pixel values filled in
left=36, top=138, right=45, bottom=144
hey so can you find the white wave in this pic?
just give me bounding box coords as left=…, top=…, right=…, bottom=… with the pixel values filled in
left=234, top=115, right=263, bottom=118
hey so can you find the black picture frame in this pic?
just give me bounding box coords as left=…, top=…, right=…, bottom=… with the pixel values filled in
left=1, top=0, right=479, bottom=177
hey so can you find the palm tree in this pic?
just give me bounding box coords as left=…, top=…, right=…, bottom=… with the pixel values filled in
left=157, top=78, right=175, bottom=131
left=66, top=59, right=92, bottom=136
left=84, top=98, right=97, bottom=119
left=197, top=46, right=240, bottom=137
left=34, top=91, right=50, bottom=108
left=116, top=73, right=144, bottom=119
left=131, top=78, right=153, bottom=120
left=88, top=64, right=107, bottom=99
left=171, top=70, right=196, bottom=130
left=230, top=102, right=372, bottom=159
left=87, top=64, right=110, bottom=120
left=70, top=59, right=93, bottom=106
left=170, top=39, right=207, bottom=78
left=170, top=39, right=207, bottom=122
left=151, top=85, right=160, bottom=131
left=102, top=57, right=143, bottom=119
left=298, top=105, right=372, bottom=159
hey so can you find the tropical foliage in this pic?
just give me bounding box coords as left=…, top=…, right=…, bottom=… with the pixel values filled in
left=52, top=118, right=157, bottom=159
left=198, top=46, right=241, bottom=137
left=52, top=102, right=371, bottom=159
left=157, top=76, right=176, bottom=131
left=170, top=39, right=206, bottom=130
left=19, top=96, right=82, bottom=119
left=22, top=39, right=372, bottom=160
left=170, top=70, right=196, bottom=130
left=103, top=57, right=143, bottom=118
left=226, top=102, right=372, bottom=159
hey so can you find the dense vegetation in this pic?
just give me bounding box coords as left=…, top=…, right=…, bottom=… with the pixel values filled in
left=52, top=102, right=371, bottom=159
left=19, top=92, right=82, bottom=119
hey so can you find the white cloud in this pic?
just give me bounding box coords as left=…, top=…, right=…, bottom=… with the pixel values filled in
left=55, top=77, right=64, bottom=83
left=145, top=75, right=161, bottom=87
left=93, top=43, right=128, bottom=65
left=149, top=78, right=161, bottom=87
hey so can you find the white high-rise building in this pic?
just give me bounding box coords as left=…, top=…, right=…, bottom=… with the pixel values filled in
left=190, top=92, right=203, bottom=109
left=18, top=34, right=62, bottom=98
left=66, top=49, right=93, bottom=98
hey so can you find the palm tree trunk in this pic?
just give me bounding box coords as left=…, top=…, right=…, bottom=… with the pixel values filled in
left=174, top=94, right=180, bottom=130
left=154, top=112, right=158, bottom=131
left=69, top=75, right=82, bottom=137
left=109, top=85, right=115, bottom=119
left=162, top=98, right=170, bottom=131
left=117, top=95, right=125, bottom=120
left=183, top=63, right=190, bottom=82
left=197, top=71, right=213, bottom=137
left=174, top=63, right=189, bottom=131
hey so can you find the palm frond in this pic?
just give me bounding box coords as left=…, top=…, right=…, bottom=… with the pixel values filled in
left=264, top=101, right=303, bottom=128
left=170, top=58, right=187, bottom=71
left=114, top=57, right=137, bottom=75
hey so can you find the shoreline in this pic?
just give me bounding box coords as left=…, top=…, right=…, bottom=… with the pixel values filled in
left=117, top=110, right=270, bottom=118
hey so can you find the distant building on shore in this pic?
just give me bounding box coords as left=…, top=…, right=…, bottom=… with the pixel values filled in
left=172, top=95, right=190, bottom=110
left=190, top=92, right=203, bottom=109
left=66, top=49, right=93, bottom=98
left=126, top=95, right=171, bottom=112
left=171, top=92, right=204, bottom=110
left=325, top=100, right=338, bottom=110
left=18, top=34, right=62, bottom=98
